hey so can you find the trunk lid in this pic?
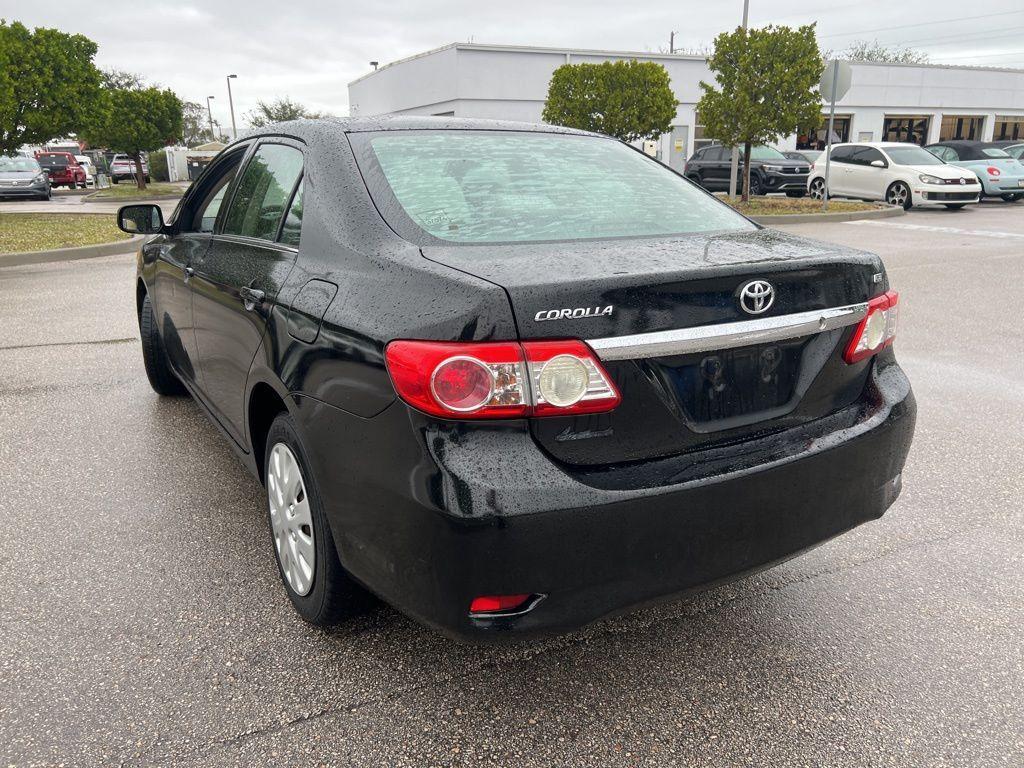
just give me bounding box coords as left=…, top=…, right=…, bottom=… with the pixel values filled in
left=422, top=229, right=886, bottom=466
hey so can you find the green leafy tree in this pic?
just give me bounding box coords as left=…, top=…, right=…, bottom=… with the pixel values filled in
left=84, top=86, right=183, bottom=190
left=542, top=60, right=678, bottom=143
left=246, top=96, right=327, bottom=128
left=697, top=25, right=823, bottom=201
left=181, top=100, right=213, bottom=145
left=0, top=20, right=103, bottom=155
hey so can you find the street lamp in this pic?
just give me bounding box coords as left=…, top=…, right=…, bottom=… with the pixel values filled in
left=226, top=74, right=238, bottom=140
left=206, top=95, right=216, bottom=140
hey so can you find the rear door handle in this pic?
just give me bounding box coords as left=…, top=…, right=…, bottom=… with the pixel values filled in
left=240, top=286, right=265, bottom=311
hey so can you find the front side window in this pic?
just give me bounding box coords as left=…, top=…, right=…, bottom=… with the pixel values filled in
left=849, top=147, right=885, bottom=166
left=886, top=146, right=944, bottom=166
left=356, top=131, right=755, bottom=244
left=223, top=144, right=304, bottom=241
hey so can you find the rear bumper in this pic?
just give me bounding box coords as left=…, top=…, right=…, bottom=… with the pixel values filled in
left=299, top=355, right=915, bottom=643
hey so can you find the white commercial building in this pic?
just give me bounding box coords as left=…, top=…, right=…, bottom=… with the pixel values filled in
left=348, top=43, right=1024, bottom=173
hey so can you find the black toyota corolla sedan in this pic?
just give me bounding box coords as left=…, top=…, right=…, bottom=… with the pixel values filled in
left=119, top=117, right=915, bottom=642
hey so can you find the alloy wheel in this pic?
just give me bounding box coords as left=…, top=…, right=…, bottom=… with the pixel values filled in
left=809, top=179, right=825, bottom=200
left=887, top=183, right=909, bottom=208
left=267, top=442, right=316, bottom=596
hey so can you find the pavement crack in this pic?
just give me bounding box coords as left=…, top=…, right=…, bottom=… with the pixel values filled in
left=0, top=337, right=137, bottom=352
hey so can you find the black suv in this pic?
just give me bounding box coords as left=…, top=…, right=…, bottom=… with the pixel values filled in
left=118, top=117, right=914, bottom=642
left=685, top=145, right=811, bottom=196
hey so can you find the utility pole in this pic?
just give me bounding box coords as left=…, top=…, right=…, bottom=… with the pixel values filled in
left=206, top=95, right=216, bottom=140
left=669, top=31, right=676, bottom=54
left=728, top=0, right=751, bottom=199
left=226, top=75, right=238, bottom=141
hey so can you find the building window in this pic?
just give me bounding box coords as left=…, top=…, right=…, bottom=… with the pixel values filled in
left=883, top=115, right=931, bottom=146
left=940, top=115, right=984, bottom=141
left=994, top=116, right=1024, bottom=141
left=693, top=112, right=717, bottom=152
left=798, top=115, right=850, bottom=149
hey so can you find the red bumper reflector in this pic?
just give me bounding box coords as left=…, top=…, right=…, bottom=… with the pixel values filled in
left=469, top=594, right=532, bottom=614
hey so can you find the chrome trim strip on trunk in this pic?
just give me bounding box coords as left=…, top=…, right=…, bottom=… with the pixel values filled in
left=587, top=302, right=869, bottom=361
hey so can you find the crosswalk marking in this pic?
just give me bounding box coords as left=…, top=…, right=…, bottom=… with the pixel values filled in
left=844, top=220, right=1024, bottom=240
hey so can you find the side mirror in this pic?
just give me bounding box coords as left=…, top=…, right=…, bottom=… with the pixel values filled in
left=117, top=204, right=164, bottom=234
left=870, top=159, right=886, bottom=168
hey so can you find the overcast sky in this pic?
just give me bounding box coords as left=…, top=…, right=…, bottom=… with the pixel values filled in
left=3, top=0, right=1023, bottom=130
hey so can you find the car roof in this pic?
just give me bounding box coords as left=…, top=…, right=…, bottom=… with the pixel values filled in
left=241, top=115, right=603, bottom=140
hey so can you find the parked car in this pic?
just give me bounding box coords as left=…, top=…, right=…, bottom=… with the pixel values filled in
left=808, top=142, right=980, bottom=210
left=784, top=149, right=822, bottom=164
left=35, top=151, right=87, bottom=189
left=0, top=154, right=51, bottom=200
left=119, top=118, right=915, bottom=642
left=924, top=140, right=1024, bottom=202
left=109, top=154, right=150, bottom=184
left=685, top=144, right=810, bottom=197
left=75, top=154, right=96, bottom=186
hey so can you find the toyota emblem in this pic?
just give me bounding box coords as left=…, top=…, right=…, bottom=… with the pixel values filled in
left=739, top=280, right=774, bottom=315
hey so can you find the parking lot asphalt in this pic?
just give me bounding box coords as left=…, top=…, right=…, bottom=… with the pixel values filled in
left=1, top=201, right=1022, bottom=767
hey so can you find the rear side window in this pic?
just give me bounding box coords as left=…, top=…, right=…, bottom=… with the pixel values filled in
left=278, top=179, right=304, bottom=247
left=357, top=131, right=754, bottom=244
left=222, top=144, right=303, bottom=241
left=828, top=146, right=853, bottom=163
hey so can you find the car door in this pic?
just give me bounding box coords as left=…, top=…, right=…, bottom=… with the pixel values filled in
left=699, top=146, right=726, bottom=189
left=845, top=147, right=889, bottom=199
left=190, top=139, right=305, bottom=444
left=822, top=145, right=855, bottom=197
left=148, top=148, right=247, bottom=386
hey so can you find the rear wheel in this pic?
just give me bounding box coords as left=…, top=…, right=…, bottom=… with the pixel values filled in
left=264, top=413, right=366, bottom=625
left=139, top=293, right=186, bottom=396
left=809, top=178, right=825, bottom=200
left=1000, top=193, right=1022, bottom=202
left=944, top=204, right=967, bottom=210
left=886, top=181, right=912, bottom=210
left=112, top=176, right=119, bottom=184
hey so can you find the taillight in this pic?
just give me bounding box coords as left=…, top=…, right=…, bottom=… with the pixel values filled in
left=385, top=339, right=620, bottom=419
left=469, top=594, right=533, bottom=615
left=844, top=291, right=899, bottom=364
left=987, top=166, right=1001, bottom=177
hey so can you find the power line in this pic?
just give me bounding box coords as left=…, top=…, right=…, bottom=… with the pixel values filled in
left=931, top=49, right=1024, bottom=61
left=819, top=10, right=1024, bottom=39
left=897, top=25, right=1024, bottom=47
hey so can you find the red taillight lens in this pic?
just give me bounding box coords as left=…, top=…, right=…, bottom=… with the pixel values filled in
left=844, top=291, right=899, bottom=364
left=384, top=339, right=620, bottom=419
left=469, top=594, right=533, bottom=614
left=987, top=166, right=1001, bottom=177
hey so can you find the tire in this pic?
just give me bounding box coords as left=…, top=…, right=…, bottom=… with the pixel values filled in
left=886, top=181, right=912, bottom=210
left=112, top=176, right=119, bottom=184
left=809, top=177, right=826, bottom=200
left=1000, top=193, right=1022, bottom=202
left=264, top=412, right=365, bottom=626
left=747, top=174, right=763, bottom=196
left=144, top=175, right=151, bottom=183
left=786, top=190, right=806, bottom=198
left=139, top=293, right=186, bottom=396
left=944, top=204, right=967, bottom=210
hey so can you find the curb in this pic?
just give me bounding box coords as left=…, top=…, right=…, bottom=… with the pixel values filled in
left=84, top=191, right=184, bottom=203
left=0, top=235, right=144, bottom=269
left=750, top=205, right=905, bottom=225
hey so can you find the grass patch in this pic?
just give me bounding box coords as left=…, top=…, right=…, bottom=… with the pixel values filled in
left=0, top=213, right=131, bottom=254
left=90, top=182, right=185, bottom=199
left=720, top=196, right=880, bottom=216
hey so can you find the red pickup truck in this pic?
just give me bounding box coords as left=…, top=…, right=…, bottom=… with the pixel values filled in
left=35, top=152, right=88, bottom=189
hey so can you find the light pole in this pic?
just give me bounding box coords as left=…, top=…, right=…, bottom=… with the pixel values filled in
left=226, top=75, right=238, bottom=140
left=206, top=95, right=216, bottom=140
left=728, top=0, right=751, bottom=199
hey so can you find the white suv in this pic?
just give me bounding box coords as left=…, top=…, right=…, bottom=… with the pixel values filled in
left=808, top=142, right=980, bottom=210
left=109, top=154, right=150, bottom=184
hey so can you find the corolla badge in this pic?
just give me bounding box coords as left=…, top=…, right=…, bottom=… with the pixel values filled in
left=534, top=305, right=614, bottom=322
left=738, top=280, right=774, bottom=315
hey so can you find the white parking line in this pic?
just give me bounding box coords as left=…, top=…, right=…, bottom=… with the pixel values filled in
left=844, top=220, right=1024, bottom=240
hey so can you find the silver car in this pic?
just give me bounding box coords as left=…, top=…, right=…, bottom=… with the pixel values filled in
left=0, top=155, right=51, bottom=200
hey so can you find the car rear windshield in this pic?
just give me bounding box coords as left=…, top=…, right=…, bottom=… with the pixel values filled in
left=0, top=156, right=40, bottom=172
left=886, top=147, right=943, bottom=166
left=355, top=131, right=755, bottom=244
left=982, top=148, right=1010, bottom=158
left=37, top=154, right=68, bottom=167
